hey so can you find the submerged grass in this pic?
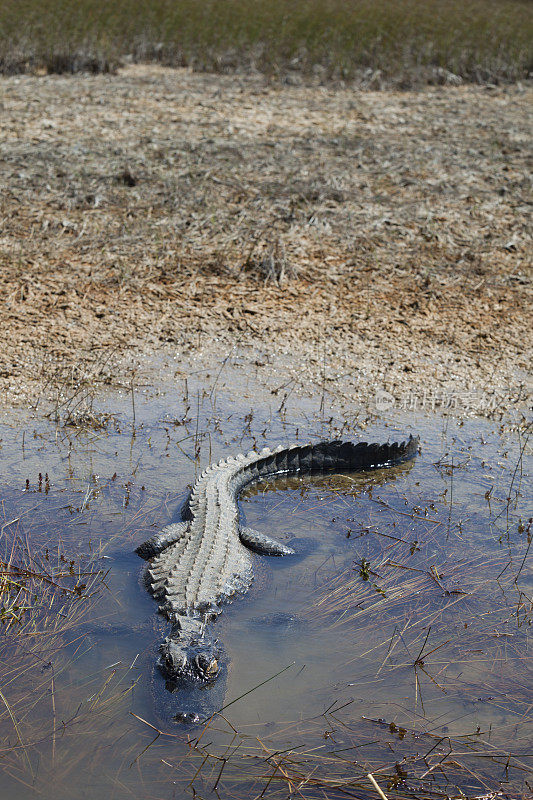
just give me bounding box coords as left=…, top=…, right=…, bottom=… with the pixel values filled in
left=0, top=448, right=185, bottom=793
left=148, top=693, right=533, bottom=799
left=0, top=0, right=531, bottom=84
left=0, top=506, right=113, bottom=784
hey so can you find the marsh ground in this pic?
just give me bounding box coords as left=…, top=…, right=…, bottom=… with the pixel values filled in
left=0, top=64, right=531, bottom=419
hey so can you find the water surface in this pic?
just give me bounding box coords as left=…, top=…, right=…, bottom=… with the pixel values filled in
left=0, top=359, right=530, bottom=799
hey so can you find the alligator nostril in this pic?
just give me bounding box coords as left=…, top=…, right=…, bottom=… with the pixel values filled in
left=175, top=711, right=200, bottom=724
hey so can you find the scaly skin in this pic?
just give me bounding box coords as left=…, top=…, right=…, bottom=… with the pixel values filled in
left=136, top=436, right=419, bottom=721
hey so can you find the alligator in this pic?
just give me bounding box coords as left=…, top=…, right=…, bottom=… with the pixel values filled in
left=136, top=436, right=419, bottom=722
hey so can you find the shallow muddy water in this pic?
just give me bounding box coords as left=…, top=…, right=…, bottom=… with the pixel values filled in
left=0, top=357, right=531, bottom=799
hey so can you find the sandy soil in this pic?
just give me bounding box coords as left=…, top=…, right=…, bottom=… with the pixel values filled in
left=0, top=65, right=531, bottom=418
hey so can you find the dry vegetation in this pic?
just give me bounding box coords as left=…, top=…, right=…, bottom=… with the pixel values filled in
left=0, top=65, right=531, bottom=417
left=0, top=0, right=531, bottom=84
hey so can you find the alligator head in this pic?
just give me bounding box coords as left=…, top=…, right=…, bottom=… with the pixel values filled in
left=157, top=625, right=224, bottom=725
left=159, top=636, right=219, bottom=683
left=158, top=616, right=221, bottom=689
left=151, top=640, right=226, bottom=727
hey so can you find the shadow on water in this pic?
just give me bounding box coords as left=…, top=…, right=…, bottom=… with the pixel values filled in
left=0, top=359, right=530, bottom=799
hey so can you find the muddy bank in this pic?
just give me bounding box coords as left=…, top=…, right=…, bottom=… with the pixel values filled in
left=0, top=65, right=530, bottom=417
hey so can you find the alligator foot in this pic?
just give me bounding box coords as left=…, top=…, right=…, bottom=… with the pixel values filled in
left=239, top=526, right=296, bottom=556
left=136, top=521, right=189, bottom=560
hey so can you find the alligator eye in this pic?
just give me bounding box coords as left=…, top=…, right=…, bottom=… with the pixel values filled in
left=195, top=655, right=218, bottom=677
left=206, top=659, right=218, bottom=676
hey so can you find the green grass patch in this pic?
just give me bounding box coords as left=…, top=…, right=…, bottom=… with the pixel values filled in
left=0, top=0, right=531, bottom=83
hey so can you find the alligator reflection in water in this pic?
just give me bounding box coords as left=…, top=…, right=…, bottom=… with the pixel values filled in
left=136, top=437, right=419, bottom=723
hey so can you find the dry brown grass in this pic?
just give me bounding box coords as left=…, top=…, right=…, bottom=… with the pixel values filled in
left=0, top=66, right=531, bottom=418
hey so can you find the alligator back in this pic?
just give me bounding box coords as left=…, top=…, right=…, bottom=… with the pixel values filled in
left=141, top=436, right=419, bottom=619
